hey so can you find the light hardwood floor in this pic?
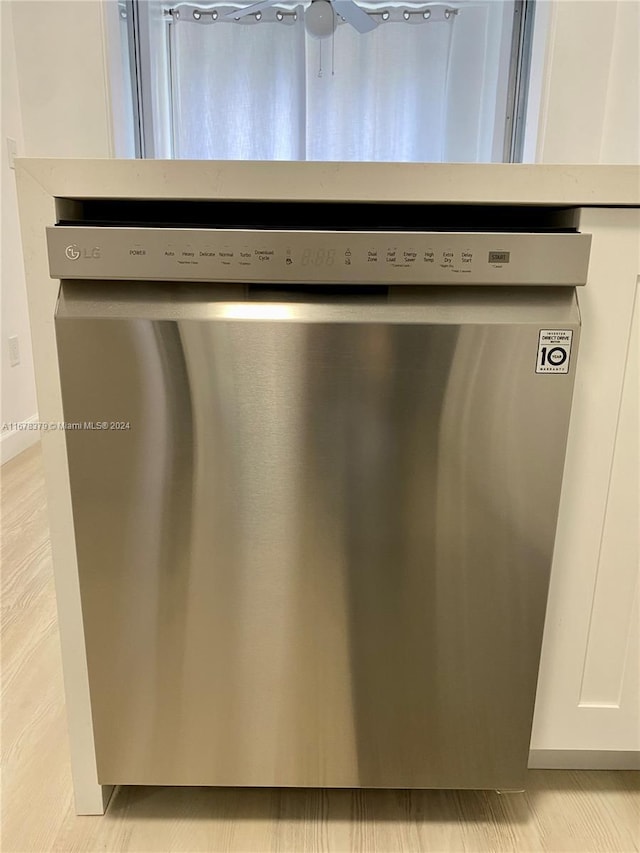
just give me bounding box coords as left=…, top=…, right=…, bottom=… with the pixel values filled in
left=1, top=443, right=639, bottom=853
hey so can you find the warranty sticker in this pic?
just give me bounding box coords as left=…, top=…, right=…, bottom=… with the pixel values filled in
left=536, top=329, right=573, bottom=374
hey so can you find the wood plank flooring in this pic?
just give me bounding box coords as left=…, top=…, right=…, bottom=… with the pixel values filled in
left=2, top=443, right=639, bottom=853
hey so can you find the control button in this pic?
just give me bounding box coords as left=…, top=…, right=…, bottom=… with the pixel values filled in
left=423, top=251, right=435, bottom=263
left=403, top=250, right=417, bottom=263
left=255, top=249, right=274, bottom=262
left=461, top=251, right=473, bottom=264
left=489, top=251, right=510, bottom=264
left=129, top=246, right=146, bottom=256
left=367, top=250, right=378, bottom=263
left=178, top=244, right=197, bottom=264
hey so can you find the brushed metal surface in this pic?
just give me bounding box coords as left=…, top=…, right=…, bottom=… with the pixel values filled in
left=56, top=284, right=580, bottom=789
left=47, top=227, right=592, bottom=286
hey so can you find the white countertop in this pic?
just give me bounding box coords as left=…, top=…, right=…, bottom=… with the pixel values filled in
left=15, top=160, right=640, bottom=206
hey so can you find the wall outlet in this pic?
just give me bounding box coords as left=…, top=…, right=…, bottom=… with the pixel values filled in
left=8, top=336, right=20, bottom=366
left=6, top=137, right=18, bottom=170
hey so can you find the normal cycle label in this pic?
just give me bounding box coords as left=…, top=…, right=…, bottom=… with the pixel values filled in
left=536, top=329, right=573, bottom=374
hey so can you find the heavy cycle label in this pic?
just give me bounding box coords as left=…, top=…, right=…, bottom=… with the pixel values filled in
left=536, top=329, right=573, bottom=374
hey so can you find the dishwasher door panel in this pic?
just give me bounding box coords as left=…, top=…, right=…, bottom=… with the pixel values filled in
left=55, top=284, right=579, bottom=789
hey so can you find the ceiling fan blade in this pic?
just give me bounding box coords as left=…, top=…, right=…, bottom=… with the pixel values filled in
left=223, top=0, right=278, bottom=20
left=332, top=0, right=377, bottom=33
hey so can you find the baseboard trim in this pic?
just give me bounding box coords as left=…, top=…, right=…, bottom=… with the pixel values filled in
left=529, top=749, right=640, bottom=770
left=1, top=415, right=40, bottom=465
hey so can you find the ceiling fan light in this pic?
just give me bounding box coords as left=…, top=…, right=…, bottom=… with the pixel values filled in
left=305, top=0, right=336, bottom=39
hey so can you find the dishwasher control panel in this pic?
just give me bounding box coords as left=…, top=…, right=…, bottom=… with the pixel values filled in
left=47, top=227, right=591, bottom=286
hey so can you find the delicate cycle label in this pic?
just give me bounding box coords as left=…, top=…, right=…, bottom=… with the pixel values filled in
left=536, top=329, right=573, bottom=374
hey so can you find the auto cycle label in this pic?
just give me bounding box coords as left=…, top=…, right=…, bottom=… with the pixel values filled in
left=536, top=329, right=573, bottom=374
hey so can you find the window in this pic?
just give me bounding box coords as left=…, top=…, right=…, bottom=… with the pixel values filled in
left=122, top=0, right=534, bottom=162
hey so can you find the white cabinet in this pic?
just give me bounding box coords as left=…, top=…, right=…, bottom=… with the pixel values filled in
left=531, top=207, right=640, bottom=764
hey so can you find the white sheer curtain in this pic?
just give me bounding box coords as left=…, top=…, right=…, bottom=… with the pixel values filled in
left=170, top=13, right=455, bottom=161
left=172, top=20, right=307, bottom=159
left=306, top=22, right=454, bottom=161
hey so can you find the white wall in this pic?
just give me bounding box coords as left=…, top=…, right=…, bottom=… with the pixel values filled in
left=1, top=2, right=38, bottom=463
left=1, top=0, right=117, bottom=463
left=10, top=1, right=114, bottom=158
left=530, top=0, right=640, bottom=163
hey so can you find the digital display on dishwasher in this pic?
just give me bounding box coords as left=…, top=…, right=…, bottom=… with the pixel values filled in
left=300, top=249, right=337, bottom=266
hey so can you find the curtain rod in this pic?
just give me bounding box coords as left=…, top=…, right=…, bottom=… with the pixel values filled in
left=159, top=3, right=459, bottom=26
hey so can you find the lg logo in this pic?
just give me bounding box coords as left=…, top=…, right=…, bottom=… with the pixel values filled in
left=65, top=244, right=101, bottom=261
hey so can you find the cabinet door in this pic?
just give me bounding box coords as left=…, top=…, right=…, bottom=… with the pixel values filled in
left=531, top=208, right=640, bottom=765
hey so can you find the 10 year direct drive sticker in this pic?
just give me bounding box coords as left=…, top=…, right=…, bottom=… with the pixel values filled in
left=536, top=329, right=573, bottom=374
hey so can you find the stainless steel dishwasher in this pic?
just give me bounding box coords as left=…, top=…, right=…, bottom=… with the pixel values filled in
left=48, top=202, right=589, bottom=790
